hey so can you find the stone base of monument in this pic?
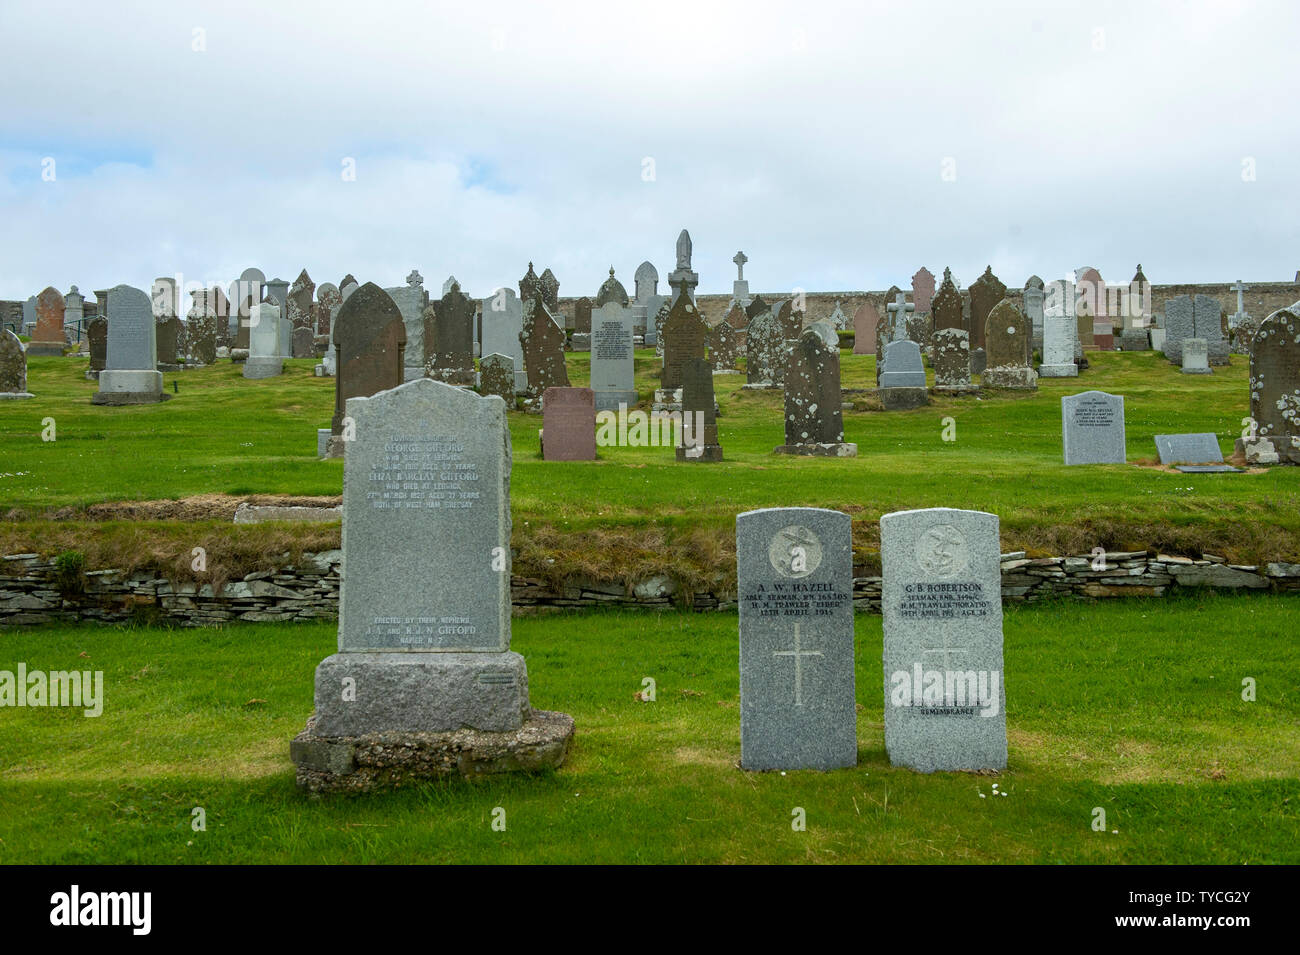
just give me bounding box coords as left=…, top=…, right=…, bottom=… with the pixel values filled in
left=877, top=387, right=930, bottom=411
left=84, top=369, right=100, bottom=380
left=291, top=709, right=575, bottom=794
left=229, top=348, right=249, bottom=363
left=242, top=356, right=283, bottom=379
left=595, top=390, right=638, bottom=413
left=931, top=383, right=979, bottom=395
left=652, top=387, right=681, bottom=415
left=91, top=369, right=167, bottom=405
left=740, top=382, right=779, bottom=390
left=316, top=428, right=332, bottom=459
left=1181, top=366, right=1213, bottom=375
left=677, top=443, right=723, bottom=462
left=981, top=367, right=1038, bottom=390
left=569, top=333, right=591, bottom=351
left=24, top=342, right=65, bottom=357
left=1037, top=362, right=1078, bottom=378
left=1235, top=436, right=1298, bottom=466
left=0, top=392, right=35, bottom=400
left=772, top=442, right=858, bottom=457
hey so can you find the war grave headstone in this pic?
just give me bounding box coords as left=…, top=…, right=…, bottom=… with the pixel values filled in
left=322, top=283, right=407, bottom=458
left=852, top=301, right=879, bottom=356
left=676, top=356, right=723, bottom=463
left=881, top=508, right=1007, bottom=773
left=482, top=287, right=527, bottom=393
left=981, top=300, right=1037, bottom=390
left=187, top=291, right=218, bottom=365
left=519, top=293, right=570, bottom=398
left=745, top=306, right=786, bottom=389
left=878, top=339, right=929, bottom=410
left=1236, top=304, right=1300, bottom=465
left=424, top=283, right=476, bottom=386
left=590, top=301, right=637, bottom=412
left=968, top=267, right=1006, bottom=355
left=27, top=286, right=66, bottom=356
left=243, top=303, right=285, bottom=380
left=1062, top=390, right=1126, bottom=465
left=1182, top=338, right=1211, bottom=375
left=92, top=285, right=167, bottom=404
left=86, top=316, right=108, bottom=375
left=737, top=507, right=856, bottom=771
left=656, top=291, right=707, bottom=413
left=0, top=329, right=34, bottom=399
left=290, top=377, right=573, bottom=792
left=479, top=353, right=516, bottom=407
left=774, top=323, right=856, bottom=456
left=709, top=308, right=744, bottom=373
left=540, top=386, right=597, bottom=461
left=1154, top=433, right=1238, bottom=473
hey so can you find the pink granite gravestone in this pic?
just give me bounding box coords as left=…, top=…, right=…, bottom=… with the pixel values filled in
left=540, top=387, right=596, bottom=460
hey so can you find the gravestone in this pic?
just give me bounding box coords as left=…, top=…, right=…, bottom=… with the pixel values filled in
left=1039, top=283, right=1079, bottom=377
left=737, top=507, right=856, bottom=771
left=589, top=301, right=637, bottom=411
left=667, top=229, right=698, bottom=301
left=730, top=250, right=751, bottom=306
left=886, top=292, right=914, bottom=345
left=1074, top=274, right=1097, bottom=352
left=28, top=286, right=66, bottom=355
left=1237, top=304, right=1300, bottom=465
left=709, top=309, right=744, bottom=372
left=263, top=278, right=291, bottom=356
left=21, top=296, right=36, bottom=336
left=594, top=267, right=628, bottom=308
left=931, top=268, right=963, bottom=332
left=385, top=271, right=427, bottom=381
left=519, top=262, right=541, bottom=304
left=291, top=377, right=573, bottom=791
left=912, top=266, right=936, bottom=316
left=772, top=299, right=802, bottom=344
left=288, top=270, right=316, bottom=331
left=852, top=302, right=878, bottom=355
left=424, top=283, right=476, bottom=385
left=87, top=317, right=107, bottom=372
left=775, top=324, right=856, bottom=457
left=659, top=291, right=708, bottom=391
left=826, top=300, right=848, bottom=331
left=481, top=287, right=527, bottom=393
left=878, top=339, right=929, bottom=410
left=643, top=294, right=667, bottom=348
left=317, top=283, right=342, bottom=337
left=292, top=326, right=315, bottom=360
left=243, top=303, right=285, bottom=379
left=540, top=387, right=596, bottom=460
left=93, top=285, right=166, bottom=404
left=1062, top=391, right=1126, bottom=465
left=323, top=283, right=407, bottom=457
left=573, top=296, right=593, bottom=334
left=881, top=508, right=1007, bottom=773
left=520, top=294, right=569, bottom=395
left=745, top=295, right=769, bottom=322
left=1154, top=433, right=1236, bottom=471
left=932, top=327, right=973, bottom=393
left=634, top=261, right=659, bottom=304
left=1076, top=267, right=1112, bottom=349
left=677, top=357, right=723, bottom=462
left=539, top=268, right=560, bottom=312
left=64, top=286, right=85, bottom=343
left=1023, top=275, right=1046, bottom=351
left=479, top=353, right=515, bottom=407
left=156, top=316, right=183, bottom=368
left=745, top=307, right=786, bottom=388
left=1193, top=293, right=1230, bottom=366
left=968, top=267, right=1006, bottom=353
left=0, top=329, right=33, bottom=398
left=981, top=300, right=1037, bottom=390
left=1181, top=338, right=1211, bottom=375
left=186, top=292, right=218, bottom=365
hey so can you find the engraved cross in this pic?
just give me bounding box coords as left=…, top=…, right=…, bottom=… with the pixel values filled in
left=773, top=623, right=822, bottom=707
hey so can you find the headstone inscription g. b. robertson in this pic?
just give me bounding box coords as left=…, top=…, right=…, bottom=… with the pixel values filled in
left=737, top=507, right=856, bottom=771
left=881, top=508, right=1006, bottom=773
left=1062, top=390, right=1126, bottom=465
left=290, top=378, right=574, bottom=792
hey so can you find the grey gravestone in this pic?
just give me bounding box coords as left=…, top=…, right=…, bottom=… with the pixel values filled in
left=424, top=284, right=476, bottom=385
left=64, top=286, right=85, bottom=339
left=243, top=303, right=284, bottom=379
left=776, top=324, right=856, bottom=456
left=982, top=300, right=1037, bottom=390
left=745, top=306, right=786, bottom=387
left=677, top=357, right=722, bottom=462
left=479, top=353, right=515, bottom=407
left=186, top=292, right=218, bottom=365
left=1181, top=338, right=1211, bottom=374
left=932, top=327, right=973, bottom=392
left=93, top=285, right=165, bottom=404
left=156, top=316, right=182, bottom=368
left=292, top=325, right=316, bottom=359
left=1040, top=284, right=1078, bottom=377
left=1193, top=294, right=1229, bottom=365
left=590, top=302, right=636, bottom=412
left=0, top=329, right=33, bottom=398
left=737, top=507, right=856, bottom=771
left=1062, top=390, right=1126, bottom=465
left=1163, top=295, right=1194, bottom=364
left=386, top=270, right=427, bottom=381
left=881, top=507, right=1007, bottom=773
left=1154, top=433, right=1230, bottom=467
left=481, top=288, right=527, bottom=393
left=644, top=294, right=667, bottom=348
left=879, top=339, right=925, bottom=388
left=1023, top=275, right=1045, bottom=349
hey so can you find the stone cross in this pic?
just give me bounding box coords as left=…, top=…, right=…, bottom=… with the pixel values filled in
left=1230, top=279, right=1249, bottom=325
left=773, top=622, right=822, bottom=707
left=733, top=250, right=747, bottom=281
left=887, top=291, right=914, bottom=340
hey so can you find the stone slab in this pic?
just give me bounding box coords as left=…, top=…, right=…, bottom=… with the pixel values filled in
left=1062, top=391, right=1126, bottom=465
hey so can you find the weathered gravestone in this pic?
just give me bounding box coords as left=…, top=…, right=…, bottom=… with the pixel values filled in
left=1163, top=296, right=1196, bottom=363
left=290, top=378, right=574, bottom=792
left=92, top=285, right=167, bottom=404
left=589, top=301, right=637, bottom=411
left=1062, top=390, right=1126, bottom=465
left=658, top=291, right=707, bottom=392
left=540, top=387, right=597, bottom=460
left=481, top=287, right=527, bottom=393
left=709, top=308, right=744, bottom=372
left=744, top=305, right=786, bottom=388
left=931, top=268, right=963, bottom=332
left=479, top=353, right=515, bottom=407
left=772, top=299, right=802, bottom=345
left=424, top=283, right=476, bottom=385
left=0, top=329, right=33, bottom=398
left=1182, top=338, right=1211, bottom=374
left=745, top=295, right=769, bottom=322
left=519, top=294, right=569, bottom=396
left=737, top=507, right=856, bottom=771
left=878, top=338, right=928, bottom=406
left=852, top=301, right=879, bottom=356
left=981, top=300, right=1038, bottom=390
left=932, top=327, right=973, bottom=393
left=594, top=267, right=628, bottom=307
left=826, top=300, right=848, bottom=331
left=156, top=316, right=183, bottom=369
left=87, top=317, right=107, bottom=373
left=288, top=270, right=316, bottom=331
left=1154, top=433, right=1237, bottom=472
left=385, top=270, right=427, bottom=381
left=1194, top=293, right=1230, bottom=365
left=1077, top=267, right=1112, bottom=349
left=573, top=295, right=593, bottom=335
left=1024, top=275, right=1046, bottom=352
left=539, top=268, right=560, bottom=312
left=775, top=324, right=857, bottom=457
left=912, top=267, right=936, bottom=316
left=677, top=357, right=723, bottom=463
left=968, top=267, right=1006, bottom=354
left=881, top=508, right=1007, bottom=773
left=243, top=303, right=285, bottom=380
left=1039, top=280, right=1079, bottom=377
left=186, top=292, right=218, bottom=365
left=1237, top=304, right=1300, bottom=465
left=322, top=283, right=406, bottom=458
left=27, top=286, right=66, bottom=356
left=292, top=326, right=315, bottom=360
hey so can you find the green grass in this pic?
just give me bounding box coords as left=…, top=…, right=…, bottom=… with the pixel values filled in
left=2, top=350, right=1297, bottom=564
left=1, top=596, right=1296, bottom=863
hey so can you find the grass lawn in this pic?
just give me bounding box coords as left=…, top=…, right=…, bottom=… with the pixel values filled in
left=1, top=350, right=1297, bottom=572
left=1, top=595, right=1297, bottom=864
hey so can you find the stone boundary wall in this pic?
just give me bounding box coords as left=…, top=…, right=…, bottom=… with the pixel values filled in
left=2, top=549, right=1298, bottom=628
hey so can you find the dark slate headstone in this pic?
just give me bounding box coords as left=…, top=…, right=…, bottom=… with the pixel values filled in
left=156, top=316, right=182, bottom=366
left=737, top=507, right=856, bottom=771
left=541, top=387, right=596, bottom=460
left=745, top=295, right=769, bottom=322
left=981, top=299, right=1037, bottom=389
left=519, top=293, right=569, bottom=394
left=1243, top=305, right=1300, bottom=465
left=425, top=283, right=476, bottom=385
left=0, top=329, right=31, bottom=397
left=776, top=324, right=856, bottom=456
left=573, top=296, right=593, bottom=334
left=1163, top=295, right=1194, bottom=364
left=967, top=267, right=1006, bottom=352
left=292, top=325, right=315, bottom=359
left=881, top=507, right=1007, bottom=773
left=1062, top=390, right=1126, bottom=465
left=677, top=357, right=723, bottom=462
left=87, top=317, right=107, bottom=371
left=328, top=283, right=407, bottom=449
left=931, top=268, right=963, bottom=332
left=659, top=292, right=708, bottom=391
left=186, top=293, right=218, bottom=365
left=932, top=327, right=972, bottom=392
left=1154, top=433, right=1227, bottom=466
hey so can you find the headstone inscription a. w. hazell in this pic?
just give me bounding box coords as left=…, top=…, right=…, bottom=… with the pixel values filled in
left=291, top=377, right=574, bottom=791
left=737, top=507, right=856, bottom=771
left=1062, top=390, right=1126, bottom=465
left=881, top=508, right=1007, bottom=773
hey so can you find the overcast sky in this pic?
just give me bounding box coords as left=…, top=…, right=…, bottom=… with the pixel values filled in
left=1, top=0, right=1296, bottom=304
